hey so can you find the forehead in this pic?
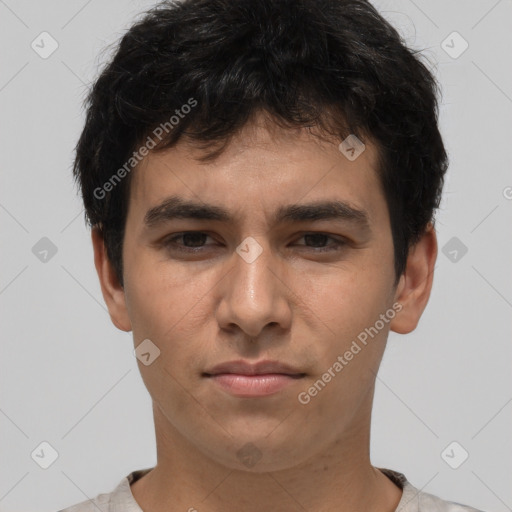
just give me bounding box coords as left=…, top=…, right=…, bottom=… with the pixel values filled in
left=127, top=119, right=386, bottom=230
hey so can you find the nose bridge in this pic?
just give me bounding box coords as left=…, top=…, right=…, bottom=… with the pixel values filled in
left=233, top=237, right=275, bottom=310
left=217, top=236, right=288, bottom=336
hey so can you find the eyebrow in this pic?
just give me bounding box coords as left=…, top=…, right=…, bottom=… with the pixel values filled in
left=143, top=195, right=371, bottom=232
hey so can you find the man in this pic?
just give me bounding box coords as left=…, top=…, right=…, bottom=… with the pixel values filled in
left=60, top=0, right=484, bottom=510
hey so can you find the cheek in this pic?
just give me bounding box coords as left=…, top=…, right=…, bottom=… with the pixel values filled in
left=123, top=248, right=205, bottom=337
left=123, top=269, right=206, bottom=414
left=304, top=265, right=390, bottom=334
left=123, top=257, right=219, bottom=391
left=300, top=278, right=390, bottom=423
left=301, top=264, right=394, bottom=402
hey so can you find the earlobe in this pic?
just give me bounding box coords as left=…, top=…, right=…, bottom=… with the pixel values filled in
left=91, top=227, right=132, bottom=332
left=389, top=222, right=438, bottom=335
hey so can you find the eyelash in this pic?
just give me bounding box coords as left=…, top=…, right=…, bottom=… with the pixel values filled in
left=161, top=231, right=347, bottom=254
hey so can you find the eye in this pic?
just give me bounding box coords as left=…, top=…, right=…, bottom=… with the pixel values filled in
left=162, top=231, right=215, bottom=252
left=294, top=233, right=347, bottom=252
left=160, top=231, right=348, bottom=255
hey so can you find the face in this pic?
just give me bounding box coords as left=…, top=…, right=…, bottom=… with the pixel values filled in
left=96, top=116, right=429, bottom=473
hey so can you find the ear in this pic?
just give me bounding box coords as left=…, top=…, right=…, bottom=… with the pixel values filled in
left=390, top=222, right=438, bottom=334
left=91, top=226, right=132, bottom=332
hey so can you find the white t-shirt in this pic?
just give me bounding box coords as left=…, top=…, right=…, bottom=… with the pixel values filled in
left=58, top=467, right=485, bottom=512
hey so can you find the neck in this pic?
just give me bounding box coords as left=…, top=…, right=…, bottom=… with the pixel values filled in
left=131, top=392, right=402, bottom=512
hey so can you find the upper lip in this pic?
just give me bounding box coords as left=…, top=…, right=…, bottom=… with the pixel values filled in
left=204, top=360, right=305, bottom=376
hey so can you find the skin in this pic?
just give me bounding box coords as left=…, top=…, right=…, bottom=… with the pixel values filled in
left=92, top=113, right=437, bottom=512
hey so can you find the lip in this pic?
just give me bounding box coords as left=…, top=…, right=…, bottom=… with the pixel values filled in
left=208, top=374, right=304, bottom=397
left=204, top=359, right=305, bottom=376
left=203, top=360, right=306, bottom=398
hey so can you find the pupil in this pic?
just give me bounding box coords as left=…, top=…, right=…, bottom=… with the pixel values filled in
left=305, top=234, right=327, bottom=247
left=183, top=233, right=206, bottom=247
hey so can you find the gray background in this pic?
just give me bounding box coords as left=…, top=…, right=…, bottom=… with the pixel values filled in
left=0, top=1, right=511, bottom=511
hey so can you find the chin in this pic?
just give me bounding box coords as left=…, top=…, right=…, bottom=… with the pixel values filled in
left=202, top=431, right=312, bottom=473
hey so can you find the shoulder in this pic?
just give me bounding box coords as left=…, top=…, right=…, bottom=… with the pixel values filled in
left=57, top=468, right=152, bottom=512
left=406, top=486, right=485, bottom=512
left=57, top=491, right=112, bottom=512
left=379, top=468, right=486, bottom=512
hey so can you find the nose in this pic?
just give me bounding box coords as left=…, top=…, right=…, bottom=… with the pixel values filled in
left=215, top=239, right=292, bottom=339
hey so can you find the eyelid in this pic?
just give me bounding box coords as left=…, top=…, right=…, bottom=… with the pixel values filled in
left=292, top=232, right=348, bottom=252
left=162, top=231, right=216, bottom=249
left=161, top=231, right=348, bottom=252
left=294, top=232, right=348, bottom=243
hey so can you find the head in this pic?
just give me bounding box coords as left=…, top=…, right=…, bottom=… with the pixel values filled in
left=75, top=0, right=446, bottom=472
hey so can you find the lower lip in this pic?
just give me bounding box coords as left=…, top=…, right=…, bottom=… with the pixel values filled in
left=207, top=373, right=303, bottom=397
